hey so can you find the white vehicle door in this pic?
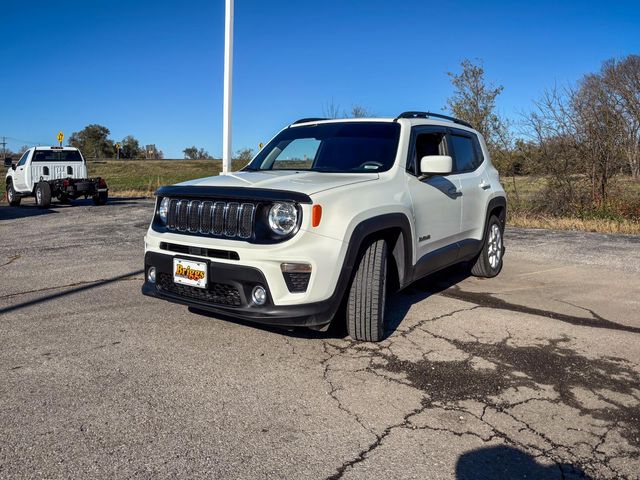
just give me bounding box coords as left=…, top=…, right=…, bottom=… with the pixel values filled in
left=450, top=130, right=490, bottom=241
left=406, top=126, right=463, bottom=271
left=13, top=150, right=31, bottom=192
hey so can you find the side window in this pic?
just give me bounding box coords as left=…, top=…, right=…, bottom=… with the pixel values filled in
left=17, top=151, right=30, bottom=166
left=407, top=129, right=447, bottom=175
left=450, top=134, right=477, bottom=173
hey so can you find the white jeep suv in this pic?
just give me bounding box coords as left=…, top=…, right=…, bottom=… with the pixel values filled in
left=142, top=112, right=506, bottom=341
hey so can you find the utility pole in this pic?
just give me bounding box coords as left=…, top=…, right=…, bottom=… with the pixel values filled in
left=222, top=0, right=234, bottom=175
left=1, top=136, right=6, bottom=161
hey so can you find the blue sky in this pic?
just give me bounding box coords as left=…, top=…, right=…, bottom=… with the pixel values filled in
left=1, top=0, right=638, bottom=158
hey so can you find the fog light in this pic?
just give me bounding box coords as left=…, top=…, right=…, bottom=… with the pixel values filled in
left=252, top=285, right=267, bottom=306
left=147, top=267, right=156, bottom=283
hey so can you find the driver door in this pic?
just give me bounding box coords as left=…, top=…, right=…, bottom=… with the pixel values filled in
left=406, top=126, right=463, bottom=274
left=14, top=150, right=31, bottom=192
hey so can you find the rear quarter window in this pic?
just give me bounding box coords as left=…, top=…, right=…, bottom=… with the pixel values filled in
left=450, top=134, right=479, bottom=172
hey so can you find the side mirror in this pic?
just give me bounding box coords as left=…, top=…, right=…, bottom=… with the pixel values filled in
left=420, top=155, right=452, bottom=176
left=3, top=158, right=12, bottom=168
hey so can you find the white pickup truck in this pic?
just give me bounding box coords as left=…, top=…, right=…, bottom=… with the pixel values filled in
left=4, top=146, right=108, bottom=208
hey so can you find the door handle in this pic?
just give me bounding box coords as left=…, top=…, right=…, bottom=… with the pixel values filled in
left=479, top=180, right=491, bottom=190
left=448, top=187, right=462, bottom=197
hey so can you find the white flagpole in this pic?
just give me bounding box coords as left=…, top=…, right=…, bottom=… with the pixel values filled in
left=222, top=0, right=234, bottom=174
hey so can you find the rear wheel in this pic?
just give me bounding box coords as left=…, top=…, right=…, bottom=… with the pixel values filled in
left=6, top=182, right=21, bottom=206
left=35, top=182, right=51, bottom=209
left=346, top=239, right=388, bottom=342
left=92, top=191, right=108, bottom=205
left=470, top=215, right=504, bottom=278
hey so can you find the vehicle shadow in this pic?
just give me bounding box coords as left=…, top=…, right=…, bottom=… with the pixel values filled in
left=190, top=263, right=472, bottom=341
left=0, top=204, right=58, bottom=220
left=0, top=196, right=151, bottom=220
left=455, top=445, right=591, bottom=479
left=384, top=263, right=472, bottom=337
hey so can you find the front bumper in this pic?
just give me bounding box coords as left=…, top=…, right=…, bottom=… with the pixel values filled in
left=142, top=251, right=338, bottom=327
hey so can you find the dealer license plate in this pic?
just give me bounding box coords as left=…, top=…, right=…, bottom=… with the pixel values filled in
left=173, top=258, right=208, bottom=289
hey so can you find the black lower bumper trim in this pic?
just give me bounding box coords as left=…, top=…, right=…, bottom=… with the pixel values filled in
left=142, top=251, right=337, bottom=327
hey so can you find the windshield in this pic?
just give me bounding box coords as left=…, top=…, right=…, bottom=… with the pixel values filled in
left=32, top=150, right=83, bottom=162
left=247, top=122, right=400, bottom=173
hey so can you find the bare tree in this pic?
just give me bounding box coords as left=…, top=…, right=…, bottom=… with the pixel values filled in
left=601, top=55, right=640, bottom=179
left=349, top=105, right=372, bottom=118
left=322, top=99, right=341, bottom=119
left=446, top=58, right=507, bottom=154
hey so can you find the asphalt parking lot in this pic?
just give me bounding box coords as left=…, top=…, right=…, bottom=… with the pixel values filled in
left=1, top=198, right=639, bottom=479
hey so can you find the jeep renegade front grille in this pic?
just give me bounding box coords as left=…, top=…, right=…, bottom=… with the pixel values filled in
left=166, top=199, right=255, bottom=240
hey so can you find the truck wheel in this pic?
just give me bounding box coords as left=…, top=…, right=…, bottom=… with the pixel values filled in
left=35, top=182, right=52, bottom=209
left=92, top=191, right=108, bottom=205
left=6, top=182, right=21, bottom=206
left=346, top=239, right=388, bottom=342
left=470, top=215, right=504, bottom=278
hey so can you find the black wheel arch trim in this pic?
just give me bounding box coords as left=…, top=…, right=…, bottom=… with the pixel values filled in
left=341, top=213, right=414, bottom=290
left=486, top=195, right=507, bottom=230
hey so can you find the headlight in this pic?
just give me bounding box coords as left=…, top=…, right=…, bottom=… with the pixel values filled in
left=158, top=197, right=170, bottom=224
left=268, top=202, right=298, bottom=236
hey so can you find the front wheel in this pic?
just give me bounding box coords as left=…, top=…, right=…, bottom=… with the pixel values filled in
left=470, top=215, right=504, bottom=278
left=346, top=239, right=388, bottom=342
left=6, top=182, right=21, bottom=206
left=92, top=191, right=108, bottom=205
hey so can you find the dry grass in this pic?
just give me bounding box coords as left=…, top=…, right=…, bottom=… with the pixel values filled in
left=508, top=212, right=640, bottom=235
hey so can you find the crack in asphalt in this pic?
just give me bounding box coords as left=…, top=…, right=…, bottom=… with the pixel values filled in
left=440, top=285, right=640, bottom=334
left=321, top=303, right=639, bottom=479
left=0, top=254, right=21, bottom=268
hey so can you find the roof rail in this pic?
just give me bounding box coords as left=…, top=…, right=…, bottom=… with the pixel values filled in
left=291, top=117, right=327, bottom=125
left=394, top=111, right=473, bottom=129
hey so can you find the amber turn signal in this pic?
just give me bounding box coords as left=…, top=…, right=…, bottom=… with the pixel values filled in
left=312, top=204, right=322, bottom=227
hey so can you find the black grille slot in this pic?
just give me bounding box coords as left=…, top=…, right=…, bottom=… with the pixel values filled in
left=283, top=272, right=311, bottom=293
left=177, top=201, right=189, bottom=231
left=162, top=198, right=255, bottom=240
left=200, top=201, right=213, bottom=233
left=188, top=201, right=201, bottom=232
left=168, top=199, right=179, bottom=229
left=212, top=202, right=225, bottom=235
left=239, top=204, right=255, bottom=238
left=225, top=202, right=239, bottom=237
left=157, top=272, right=241, bottom=306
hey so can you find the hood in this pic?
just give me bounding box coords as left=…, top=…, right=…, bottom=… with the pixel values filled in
left=176, top=170, right=379, bottom=196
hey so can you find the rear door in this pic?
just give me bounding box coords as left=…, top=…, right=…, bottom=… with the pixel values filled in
left=449, top=130, right=490, bottom=241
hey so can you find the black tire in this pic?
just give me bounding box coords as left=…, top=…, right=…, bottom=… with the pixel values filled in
left=346, top=239, right=388, bottom=342
left=35, top=182, right=51, bottom=209
left=6, top=181, right=21, bottom=206
left=470, top=215, right=504, bottom=278
left=92, top=191, right=108, bottom=205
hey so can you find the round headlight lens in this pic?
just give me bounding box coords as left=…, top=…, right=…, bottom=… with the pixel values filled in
left=268, top=202, right=298, bottom=236
left=158, top=197, right=170, bottom=224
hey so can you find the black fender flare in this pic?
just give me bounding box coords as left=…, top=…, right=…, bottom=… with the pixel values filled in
left=338, top=213, right=414, bottom=294
left=484, top=196, right=507, bottom=234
